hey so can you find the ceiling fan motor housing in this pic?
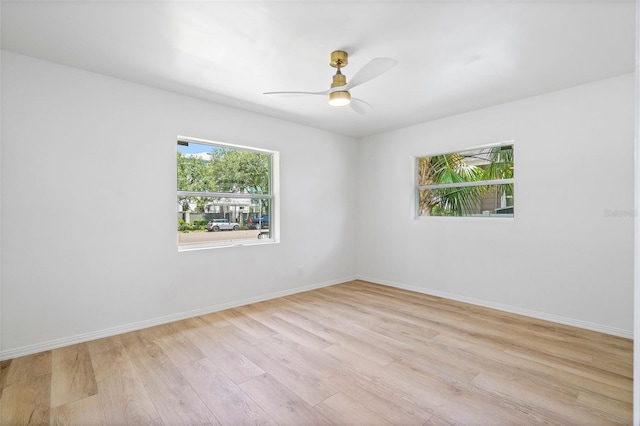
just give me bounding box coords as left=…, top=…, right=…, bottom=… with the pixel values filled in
left=331, top=72, right=347, bottom=88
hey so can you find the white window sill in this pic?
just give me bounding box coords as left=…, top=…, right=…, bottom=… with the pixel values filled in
left=178, top=238, right=278, bottom=252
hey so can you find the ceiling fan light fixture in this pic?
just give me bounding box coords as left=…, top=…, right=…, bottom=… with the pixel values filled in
left=328, top=90, right=351, bottom=107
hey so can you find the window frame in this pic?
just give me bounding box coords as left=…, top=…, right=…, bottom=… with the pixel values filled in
left=413, top=141, right=514, bottom=219
left=177, top=135, right=279, bottom=251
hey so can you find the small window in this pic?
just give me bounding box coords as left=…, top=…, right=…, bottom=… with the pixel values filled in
left=177, top=137, right=277, bottom=249
left=416, top=143, right=514, bottom=218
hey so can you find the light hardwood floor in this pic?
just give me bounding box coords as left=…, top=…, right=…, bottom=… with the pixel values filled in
left=0, top=280, right=632, bottom=425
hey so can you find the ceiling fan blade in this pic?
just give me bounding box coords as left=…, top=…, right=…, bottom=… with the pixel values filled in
left=349, top=97, right=373, bottom=114
left=263, top=90, right=329, bottom=97
left=345, top=57, right=397, bottom=90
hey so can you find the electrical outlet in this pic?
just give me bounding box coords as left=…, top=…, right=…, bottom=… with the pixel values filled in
left=297, top=266, right=303, bottom=275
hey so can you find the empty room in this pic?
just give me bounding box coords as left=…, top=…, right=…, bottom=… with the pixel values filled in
left=1, top=1, right=637, bottom=425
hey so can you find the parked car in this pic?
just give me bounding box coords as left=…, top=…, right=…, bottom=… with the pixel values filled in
left=247, top=214, right=269, bottom=230
left=206, top=218, right=240, bottom=232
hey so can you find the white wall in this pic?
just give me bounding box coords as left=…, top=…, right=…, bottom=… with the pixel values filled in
left=0, top=51, right=358, bottom=358
left=357, top=74, right=635, bottom=336
left=1, top=50, right=634, bottom=359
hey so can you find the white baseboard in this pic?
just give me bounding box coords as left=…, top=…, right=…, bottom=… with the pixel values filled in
left=3, top=274, right=629, bottom=360
left=0, top=276, right=354, bottom=361
left=357, top=275, right=633, bottom=339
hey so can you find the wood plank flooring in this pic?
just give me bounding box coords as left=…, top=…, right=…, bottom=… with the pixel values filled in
left=0, top=280, right=632, bottom=425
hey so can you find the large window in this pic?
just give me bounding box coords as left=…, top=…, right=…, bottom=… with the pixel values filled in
left=416, top=143, right=514, bottom=218
left=177, top=137, right=277, bottom=249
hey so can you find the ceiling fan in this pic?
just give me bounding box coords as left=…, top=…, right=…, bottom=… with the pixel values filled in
left=263, top=50, right=397, bottom=114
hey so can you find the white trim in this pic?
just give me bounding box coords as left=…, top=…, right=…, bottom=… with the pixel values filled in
left=177, top=135, right=275, bottom=155
left=3, top=273, right=630, bottom=360
left=176, top=137, right=280, bottom=250
left=178, top=238, right=277, bottom=252
left=418, top=178, right=514, bottom=190
left=414, top=215, right=515, bottom=223
left=633, top=0, right=639, bottom=422
left=177, top=191, right=272, bottom=200
left=414, top=139, right=514, bottom=161
left=357, top=275, right=633, bottom=339
left=414, top=141, right=514, bottom=219
left=0, top=276, right=354, bottom=361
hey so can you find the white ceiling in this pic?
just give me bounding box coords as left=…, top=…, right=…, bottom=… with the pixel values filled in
left=1, top=1, right=636, bottom=139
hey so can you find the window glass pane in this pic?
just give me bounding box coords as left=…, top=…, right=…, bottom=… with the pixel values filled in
left=177, top=142, right=271, bottom=194
left=178, top=196, right=272, bottom=246
left=418, top=184, right=514, bottom=217
left=177, top=139, right=275, bottom=248
left=418, top=145, right=513, bottom=186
